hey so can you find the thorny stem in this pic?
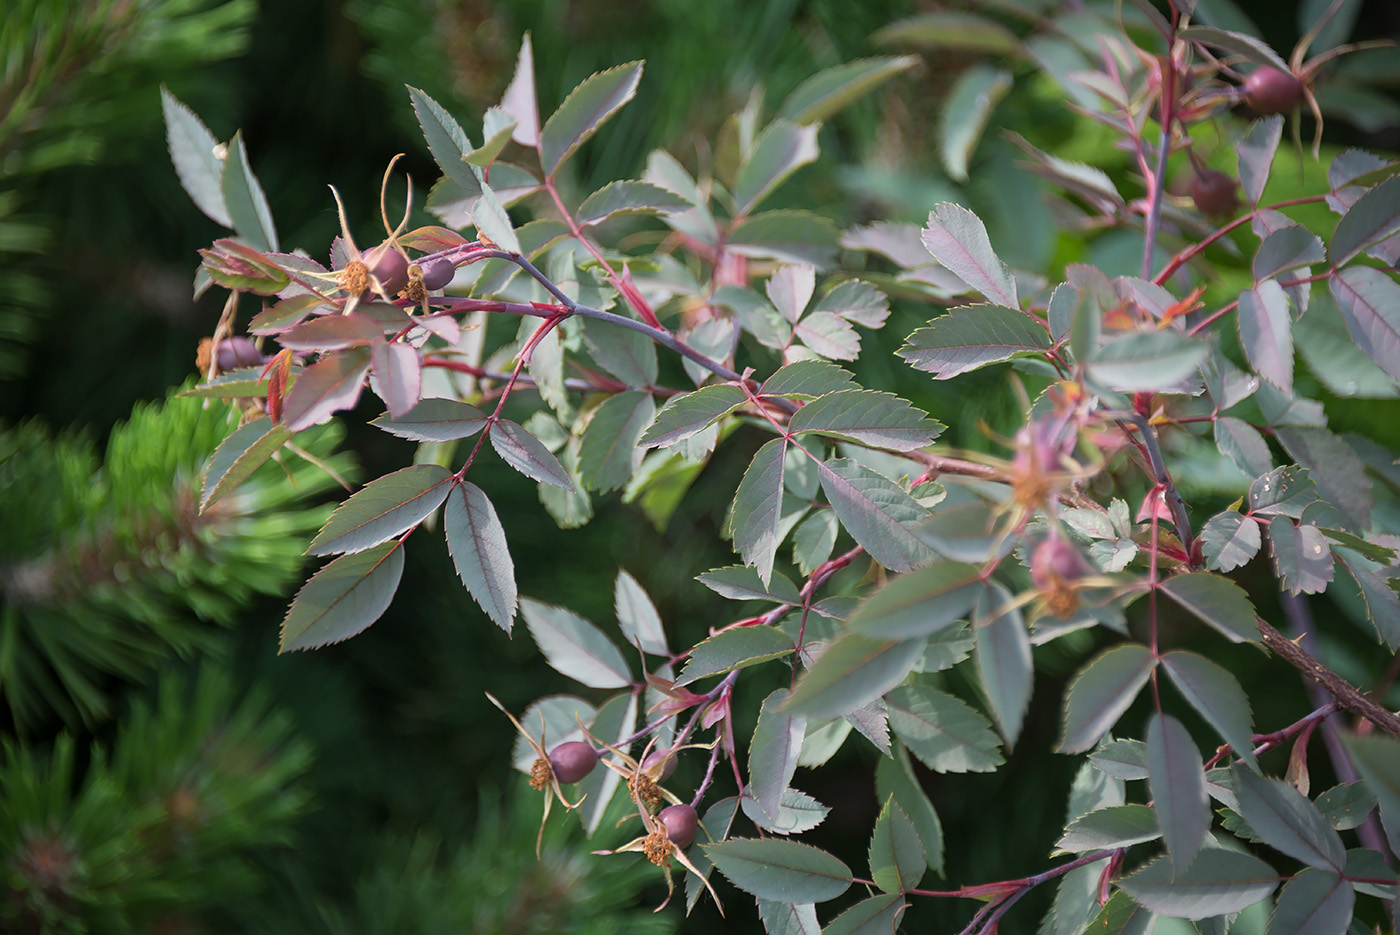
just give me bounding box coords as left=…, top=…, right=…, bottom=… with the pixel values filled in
left=1256, top=615, right=1400, bottom=736
left=1281, top=592, right=1396, bottom=866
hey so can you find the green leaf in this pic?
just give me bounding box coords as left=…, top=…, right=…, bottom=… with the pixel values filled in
left=574, top=179, right=689, bottom=227
left=1250, top=465, right=1319, bottom=518
left=538, top=61, right=644, bottom=178
left=821, top=894, right=907, bottom=935
left=521, top=598, right=630, bottom=689
left=499, top=33, right=539, bottom=147
left=1085, top=891, right=1157, bottom=935
left=281, top=347, right=371, bottom=433
left=444, top=482, right=516, bottom=632
left=370, top=398, right=488, bottom=442
left=577, top=390, right=655, bottom=493
left=741, top=788, right=829, bottom=835
left=875, top=11, right=1019, bottom=53
left=813, top=279, right=889, bottom=328
left=614, top=569, right=666, bottom=656
left=1058, top=644, right=1156, bottom=753
left=784, top=634, right=927, bottom=720
left=641, top=384, right=746, bottom=447
left=1329, top=265, right=1400, bottom=382
left=180, top=365, right=284, bottom=400
left=1275, top=426, right=1372, bottom=531
left=1054, top=804, right=1160, bottom=854
left=491, top=419, right=574, bottom=490
left=696, top=564, right=801, bottom=605
left=876, top=747, right=944, bottom=874
left=733, top=120, right=820, bottom=216
left=1084, top=330, right=1209, bottom=391
left=756, top=900, right=819, bottom=935
left=1238, top=280, right=1294, bottom=392
left=161, top=87, right=231, bottom=227
left=1216, top=417, right=1274, bottom=480
left=1148, top=713, right=1210, bottom=869
left=818, top=458, right=932, bottom=572
left=1237, top=115, right=1285, bottom=205
left=221, top=131, right=278, bottom=252
left=686, top=796, right=741, bottom=913
left=1343, top=847, right=1397, bottom=900
left=1331, top=176, right=1400, bottom=265
left=1339, top=734, right=1400, bottom=856
left=1162, top=651, right=1257, bottom=771
left=678, top=627, right=794, bottom=685
left=280, top=542, right=405, bottom=652
left=727, top=209, right=839, bottom=266
left=580, top=316, right=658, bottom=388
left=1199, top=513, right=1264, bottom=574
left=938, top=65, right=1013, bottom=182
left=887, top=684, right=1003, bottom=773
left=793, top=510, right=839, bottom=577
left=467, top=105, right=516, bottom=166
left=1178, top=26, right=1292, bottom=72
left=1266, top=869, right=1354, bottom=935
left=370, top=341, right=420, bottom=418
left=777, top=56, right=919, bottom=125
left=407, top=86, right=481, bottom=196
left=973, top=581, right=1032, bottom=747
left=899, top=303, right=1050, bottom=379
left=727, top=438, right=788, bottom=585
left=789, top=390, right=942, bottom=452
left=1233, top=765, right=1345, bottom=870
left=750, top=689, right=807, bottom=825
left=848, top=562, right=981, bottom=640
left=703, top=838, right=851, bottom=904
left=1268, top=517, right=1334, bottom=595
left=1091, top=739, right=1150, bottom=781
left=307, top=464, right=453, bottom=556
left=1254, top=225, right=1325, bottom=282
left=921, top=204, right=1018, bottom=308
left=200, top=416, right=291, bottom=513
left=795, top=312, right=860, bottom=360
left=869, top=796, right=925, bottom=893
left=1334, top=552, right=1400, bottom=648
left=279, top=313, right=385, bottom=352
left=760, top=360, right=856, bottom=399
left=1314, top=782, right=1377, bottom=831
left=1118, top=849, right=1278, bottom=920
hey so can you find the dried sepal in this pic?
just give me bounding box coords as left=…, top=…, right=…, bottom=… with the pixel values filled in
left=484, top=691, right=588, bottom=857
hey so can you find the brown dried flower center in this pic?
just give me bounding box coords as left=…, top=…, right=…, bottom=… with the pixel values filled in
left=341, top=259, right=370, bottom=297
left=1043, top=578, right=1081, bottom=618
left=642, top=830, right=672, bottom=866
left=529, top=756, right=552, bottom=791
left=629, top=773, right=664, bottom=808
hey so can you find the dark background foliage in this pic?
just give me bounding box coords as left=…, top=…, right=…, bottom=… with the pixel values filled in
left=2, top=0, right=1398, bottom=931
